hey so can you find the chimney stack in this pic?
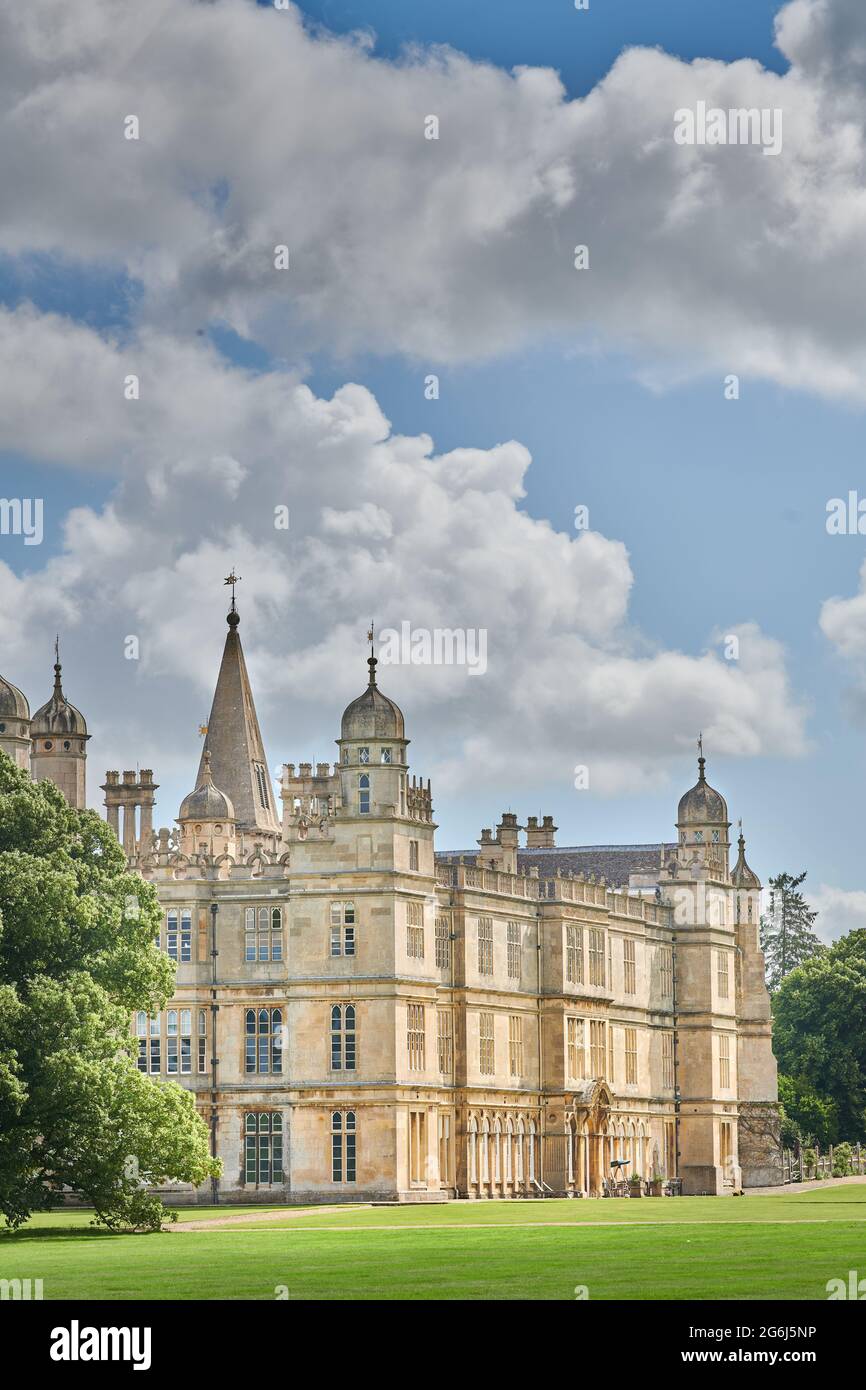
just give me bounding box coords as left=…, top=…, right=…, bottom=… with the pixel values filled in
left=525, top=814, right=557, bottom=848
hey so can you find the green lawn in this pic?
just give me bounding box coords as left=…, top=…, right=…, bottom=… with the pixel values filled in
left=3, top=1185, right=866, bottom=1300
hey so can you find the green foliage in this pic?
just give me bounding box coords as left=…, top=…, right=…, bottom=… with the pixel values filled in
left=773, top=929, right=866, bottom=1142
left=760, top=870, right=824, bottom=992
left=776, top=1074, right=839, bottom=1148
left=0, top=752, right=219, bottom=1230
left=831, top=1142, right=853, bottom=1177
left=803, top=1147, right=817, bottom=1178
left=778, top=1101, right=801, bottom=1150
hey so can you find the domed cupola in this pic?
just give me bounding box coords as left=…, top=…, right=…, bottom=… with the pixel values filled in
left=0, top=673, right=29, bottom=722
left=30, top=642, right=90, bottom=808
left=0, top=672, right=31, bottom=773
left=340, top=652, right=405, bottom=742
left=179, top=751, right=235, bottom=823
left=177, top=751, right=236, bottom=857
left=673, top=740, right=731, bottom=879
left=677, top=749, right=728, bottom=827
left=31, top=655, right=88, bottom=738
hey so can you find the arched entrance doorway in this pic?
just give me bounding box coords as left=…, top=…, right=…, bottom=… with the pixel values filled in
left=567, top=1079, right=614, bottom=1195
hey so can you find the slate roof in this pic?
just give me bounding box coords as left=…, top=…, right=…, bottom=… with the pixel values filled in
left=436, top=843, right=678, bottom=885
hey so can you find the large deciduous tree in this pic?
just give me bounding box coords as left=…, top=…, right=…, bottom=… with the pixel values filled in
left=0, top=752, right=218, bottom=1230
left=773, top=929, right=866, bottom=1143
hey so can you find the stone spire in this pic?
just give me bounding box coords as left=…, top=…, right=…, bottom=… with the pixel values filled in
left=194, top=598, right=280, bottom=842
left=731, top=822, right=761, bottom=889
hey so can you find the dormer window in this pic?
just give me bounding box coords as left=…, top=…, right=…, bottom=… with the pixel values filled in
left=359, top=747, right=370, bottom=765
left=380, top=747, right=392, bottom=764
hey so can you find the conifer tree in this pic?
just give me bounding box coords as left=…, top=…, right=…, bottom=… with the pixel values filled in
left=760, top=870, right=824, bottom=992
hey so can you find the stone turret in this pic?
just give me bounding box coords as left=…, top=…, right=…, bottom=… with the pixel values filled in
left=30, top=643, right=89, bottom=808
left=0, top=672, right=31, bottom=772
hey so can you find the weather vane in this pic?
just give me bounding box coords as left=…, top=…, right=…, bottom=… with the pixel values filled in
left=224, top=569, right=241, bottom=612
left=198, top=724, right=208, bottom=738
left=367, top=621, right=375, bottom=655
left=697, top=731, right=703, bottom=758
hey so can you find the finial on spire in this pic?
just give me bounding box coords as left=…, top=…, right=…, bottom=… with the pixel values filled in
left=53, top=635, right=63, bottom=693
left=366, top=622, right=377, bottom=686
left=697, top=731, right=706, bottom=781
left=224, top=570, right=241, bottom=627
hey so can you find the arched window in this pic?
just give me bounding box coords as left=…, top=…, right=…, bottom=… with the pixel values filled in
left=480, top=1117, right=490, bottom=1184
left=516, top=1118, right=525, bottom=1184
left=166, top=910, right=178, bottom=960
left=271, top=907, right=283, bottom=961
left=135, top=1012, right=148, bottom=1072
left=245, top=905, right=282, bottom=962
left=245, top=1007, right=283, bottom=1074
left=493, top=1117, right=502, bottom=1185
left=198, top=1009, right=207, bottom=1073
left=528, top=1119, right=537, bottom=1184
left=331, top=1110, right=357, bottom=1183
left=330, top=1005, right=356, bottom=1071
left=245, top=1112, right=283, bottom=1186
left=505, top=1118, right=514, bottom=1185
left=358, top=773, right=370, bottom=815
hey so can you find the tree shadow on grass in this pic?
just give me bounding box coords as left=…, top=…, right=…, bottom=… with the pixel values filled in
left=1, top=1225, right=149, bottom=1241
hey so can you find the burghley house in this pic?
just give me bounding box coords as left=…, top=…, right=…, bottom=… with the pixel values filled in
left=0, top=601, right=780, bottom=1201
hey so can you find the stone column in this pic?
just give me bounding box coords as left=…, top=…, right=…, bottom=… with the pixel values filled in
left=137, top=769, right=158, bottom=851
left=102, top=771, right=121, bottom=838
left=122, top=772, right=138, bottom=857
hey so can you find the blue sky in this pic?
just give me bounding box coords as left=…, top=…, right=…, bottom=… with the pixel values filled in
left=1, top=0, right=864, bottom=936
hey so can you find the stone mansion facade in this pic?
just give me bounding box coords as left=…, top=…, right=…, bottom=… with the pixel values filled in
left=0, top=603, right=781, bottom=1202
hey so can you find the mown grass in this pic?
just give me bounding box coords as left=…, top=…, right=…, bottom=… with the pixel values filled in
left=2, top=1185, right=865, bottom=1300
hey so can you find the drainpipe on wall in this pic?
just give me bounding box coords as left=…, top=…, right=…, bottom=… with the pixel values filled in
left=671, top=913, right=681, bottom=1180
left=210, top=902, right=219, bottom=1206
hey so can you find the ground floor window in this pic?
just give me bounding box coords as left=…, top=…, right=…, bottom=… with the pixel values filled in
left=664, top=1119, right=676, bottom=1177
left=438, top=1112, right=452, bottom=1187
left=720, top=1120, right=734, bottom=1181
left=245, top=1112, right=283, bottom=1185
left=332, top=1110, right=357, bottom=1183
left=409, top=1109, right=427, bottom=1186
